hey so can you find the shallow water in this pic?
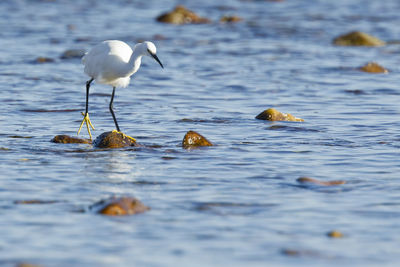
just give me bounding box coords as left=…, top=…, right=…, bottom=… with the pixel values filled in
left=1, top=0, right=400, bottom=266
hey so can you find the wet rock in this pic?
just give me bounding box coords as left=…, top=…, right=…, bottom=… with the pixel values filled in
left=9, top=135, right=33, bottom=139
left=344, top=89, right=366, bottom=95
left=182, top=130, right=213, bottom=149
left=75, top=36, right=92, bottom=42
left=297, top=177, right=346, bottom=186
left=220, top=15, right=243, bottom=23
left=52, top=135, right=92, bottom=144
left=60, top=49, right=86, bottom=59
left=359, top=62, right=388, bottom=73
left=327, top=230, right=344, bottom=238
left=92, top=196, right=150, bottom=216
left=333, top=31, right=385, bottom=46
left=93, top=130, right=139, bottom=148
left=157, top=5, right=211, bottom=25
left=256, top=108, right=304, bottom=122
left=33, top=57, right=54, bottom=63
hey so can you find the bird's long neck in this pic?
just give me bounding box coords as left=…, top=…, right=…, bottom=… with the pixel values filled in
left=124, top=48, right=143, bottom=77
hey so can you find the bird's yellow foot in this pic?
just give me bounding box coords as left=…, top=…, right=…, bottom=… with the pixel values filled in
left=112, top=130, right=136, bottom=142
left=77, top=112, right=95, bottom=139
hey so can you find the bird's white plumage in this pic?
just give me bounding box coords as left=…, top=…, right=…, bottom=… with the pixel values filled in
left=77, top=40, right=163, bottom=138
left=82, top=40, right=157, bottom=88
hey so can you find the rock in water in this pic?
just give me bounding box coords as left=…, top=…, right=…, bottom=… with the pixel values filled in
left=359, top=62, right=388, bottom=73
left=327, top=230, right=344, bottom=238
left=297, top=177, right=346, bottom=186
left=60, top=49, right=86, bottom=59
left=220, top=15, right=243, bottom=23
left=52, top=135, right=92, bottom=144
left=333, top=31, right=385, bottom=46
left=182, top=130, right=213, bottom=148
left=16, top=263, right=43, bottom=267
left=157, top=5, right=211, bottom=24
left=93, top=130, right=139, bottom=148
left=34, top=57, right=55, bottom=63
left=256, top=108, right=304, bottom=122
left=91, top=196, right=150, bottom=216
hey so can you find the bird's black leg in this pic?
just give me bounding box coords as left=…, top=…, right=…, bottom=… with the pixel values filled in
left=85, top=78, right=94, bottom=116
left=77, top=78, right=95, bottom=138
left=109, top=86, right=121, bottom=132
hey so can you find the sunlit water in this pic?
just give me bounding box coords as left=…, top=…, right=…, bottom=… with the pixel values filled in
left=1, top=0, right=400, bottom=266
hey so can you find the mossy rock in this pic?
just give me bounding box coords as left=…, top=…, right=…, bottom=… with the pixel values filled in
left=256, top=108, right=304, bottom=122
left=52, top=135, right=92, bottom=144
left=93, top=130, right=139, bottom=148
left=359, top=62, right=388, bottom=73
left=333, top=31, right=385, bottom=46
left=157, top=5, right=211, bottom=25
left=182, top=130, right=213, bottom=148
left=91, top=196, right=150, bottom=216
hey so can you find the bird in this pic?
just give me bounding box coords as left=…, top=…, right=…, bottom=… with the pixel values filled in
left=77, top=40, right=164, bottom=140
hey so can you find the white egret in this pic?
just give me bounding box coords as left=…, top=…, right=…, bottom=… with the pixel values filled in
left=77, top=40, right=164, bottom=139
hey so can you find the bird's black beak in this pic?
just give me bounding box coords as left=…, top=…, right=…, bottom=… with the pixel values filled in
left=150, top=52, right=164, bottom=69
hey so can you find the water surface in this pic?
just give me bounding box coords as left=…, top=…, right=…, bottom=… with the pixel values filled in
left=1, top=0, right=400, bottom=266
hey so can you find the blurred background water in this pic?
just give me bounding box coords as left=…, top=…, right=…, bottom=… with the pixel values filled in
left=1, top=0, right=400, bottom=266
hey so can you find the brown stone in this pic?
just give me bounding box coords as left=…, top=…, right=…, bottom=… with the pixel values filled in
left=182, top=130, right=213, bottom=148
left=281, top=249, right=301, bottom=256
left=256, top=108, right=304, bottom=122
left=327, top=230, right=344, bottom=238
left=297, top=177, right=346, bottom=186
left=333, top=31, right=385, bottom=46
left=93, top=130, right=139, bottom=148
left=359, top=62, right=388, bottom=73
left=220, top=15, right=243, bottom=23
left=94, top=196, right=150, bottom=216
left=157, top=5, right=211, bottom=25
left=34, top=57, right=54, bottom=63
left=52, top=135, right=92, bottom=144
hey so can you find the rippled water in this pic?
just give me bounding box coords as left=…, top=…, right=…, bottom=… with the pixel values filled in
left=1, top=0, right=400, bottom=266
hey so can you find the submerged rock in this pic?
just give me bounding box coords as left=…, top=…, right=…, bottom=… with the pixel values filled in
left=33, top=57, right=55, bottom=63
left=359, top=62, right=388, bottom=73
left=93, top=130, right=139, bottom=148
left=327, top=230, right=344, bottom=238
left=182, top=130, right=213, bottom=149
left=256, top=108, right=304, bottom=122
left=297, top=177, right=346, bottom=186
left=333, top=31, right=385, bottom=46
left=281, top=248, right=322, bottom=257
left=157, top=5, right=211, bottom=24
left=220, top=15, right=243, bottom=23
left=17, top=263, right=43, bottom=267
left=60, top=49, right=86, bottom=59
left=92, top=196, right=150, bottom=216
left=52, top=135, right=92, bottom=144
